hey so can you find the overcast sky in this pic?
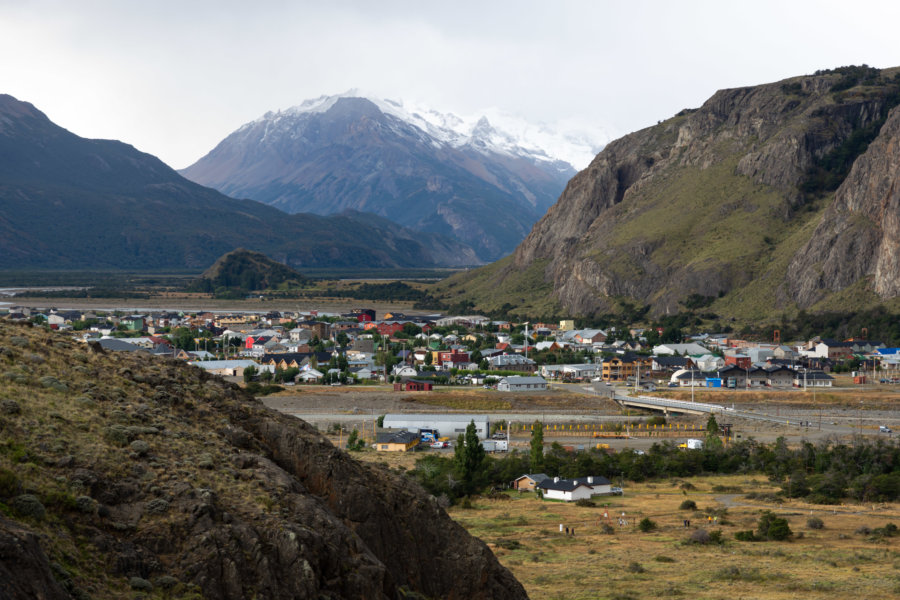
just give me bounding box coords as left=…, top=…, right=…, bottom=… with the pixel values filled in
left=2, top=0, right=899, bottom=170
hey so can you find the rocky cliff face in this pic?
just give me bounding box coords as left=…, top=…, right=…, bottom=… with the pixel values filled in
left=449, top=67, right=900, bottom=317
left=0, top=322, right=526, bottom=599
left=788, top=102, right=900, bottom=305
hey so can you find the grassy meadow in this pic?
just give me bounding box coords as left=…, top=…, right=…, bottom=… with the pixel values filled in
left=450, top=475, right=900, bottom=600
left=357, top=446, right=900, bottom=600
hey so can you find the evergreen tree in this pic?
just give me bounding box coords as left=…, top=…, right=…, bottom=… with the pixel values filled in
left=454, top=420, right=486, bottom=495
left=530, top=421, right=545, bottom=472
left=705, top=414, right=722, bottom=448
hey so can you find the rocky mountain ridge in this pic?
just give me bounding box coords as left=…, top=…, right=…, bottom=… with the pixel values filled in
left=437, top=66, right=900, bottom=319
left=180, top=94, right=581, bottom=261
left=0, top=94, right=480, bottom=270
left=0, top=321, right=527, bottom=599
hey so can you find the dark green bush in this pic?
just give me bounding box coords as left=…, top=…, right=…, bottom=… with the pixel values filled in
left=679, top=499, right=697, bottom=511
left=654, top=555, right=675, bottom=563
left=756, top=511, right=792, bottom=541
left=734, top=530, right=758, bottom=542
left=12, top=494, right=45, bottom=520
left=625, top=561, right=645, bottom=573
left=638, top=517, right=658, bottom=532
left=807, top=516, right=825, bottom=530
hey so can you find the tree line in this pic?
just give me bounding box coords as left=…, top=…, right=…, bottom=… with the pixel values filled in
left=408, top=423, right=900, bottom=506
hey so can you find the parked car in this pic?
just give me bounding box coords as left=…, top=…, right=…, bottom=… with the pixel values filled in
left=880, top=425, right=892, bottom=433
left=491, top=432, right=507, bottom=440
left=430, top=441, right=449, bottom=448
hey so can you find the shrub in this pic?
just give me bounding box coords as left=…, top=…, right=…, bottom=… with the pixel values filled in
left=12, top=494, right=45, bottom=520
left=75, top=496, right=96, bottom=514
left=638, top=517, right=658, bottom=532
left=625, top=561, right=645, bottom=573
left=711, top=485, right=743, bottom=493
left=756, top=511, right=792, bottom=541
left=39, top=376, right=67, bottom=393
left=600, top=523, right=615, bottom=535
left=129, top=577, right=153, bottom=591
left=807, top=516, right=825, bottom=530
left=734, top=530, right=758, bottom=542
left=868, top=523, right=899, bottom=541
left=130, top=440, right=150, bottom=457
left=104, top=425, right=130, bottom=447
left=679, top=499, right=697, bottom=511
left=575, top=498, right=596, bottom=507
left=654, top=555, right=675, bottom=563
left=146, top=498, right=170, bottom=515
left=688, top=529, right=710, bottom=544
left=0, top=399, right=20, bottom=415
left=154, top=575, right=178, bottom=589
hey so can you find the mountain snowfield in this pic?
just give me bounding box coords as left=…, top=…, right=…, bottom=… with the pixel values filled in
left=251, top=89, right=608, bottom=171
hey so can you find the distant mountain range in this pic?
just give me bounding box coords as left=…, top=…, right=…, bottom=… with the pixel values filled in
left=435, top=66, right=900, bottom=319
left=0, top=94, right=480, bottom=271
left=180, top=92, right=599, bottom=261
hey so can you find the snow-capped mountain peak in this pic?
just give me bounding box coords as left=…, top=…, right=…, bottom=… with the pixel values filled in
left=266, top=90, right=608, bottom=170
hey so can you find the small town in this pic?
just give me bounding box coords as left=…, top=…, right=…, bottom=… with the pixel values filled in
left=4, top=304, right=895, bottom=395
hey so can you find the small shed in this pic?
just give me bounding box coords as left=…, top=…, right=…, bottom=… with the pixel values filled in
left=513, top=473, right=549, bottom=491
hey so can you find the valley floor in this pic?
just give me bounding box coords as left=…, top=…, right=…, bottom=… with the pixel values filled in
left=265, top=386, right=900, bottom=599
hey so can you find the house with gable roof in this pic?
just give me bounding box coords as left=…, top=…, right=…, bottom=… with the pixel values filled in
left=537, top=475, right=613, bottom=501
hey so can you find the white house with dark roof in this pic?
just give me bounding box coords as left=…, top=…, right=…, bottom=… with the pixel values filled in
left=537, top=475, right=612, bottom=501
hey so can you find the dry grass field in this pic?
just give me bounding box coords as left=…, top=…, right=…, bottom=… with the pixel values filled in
left=657, top=384, right=900, bottom=411
left=355, top=452, right=900, bottom=600
left=456, top=476, right=900, bottom=600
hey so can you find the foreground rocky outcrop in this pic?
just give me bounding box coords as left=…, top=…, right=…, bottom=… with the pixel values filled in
left=438, top=66, right=900, bottom=318
left=0, top=322, right=527, bottom=599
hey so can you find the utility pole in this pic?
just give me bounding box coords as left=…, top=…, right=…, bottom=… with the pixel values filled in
left=635, top=362, right=640, bottom=395
left=524, top=322, right=529, bottom=361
